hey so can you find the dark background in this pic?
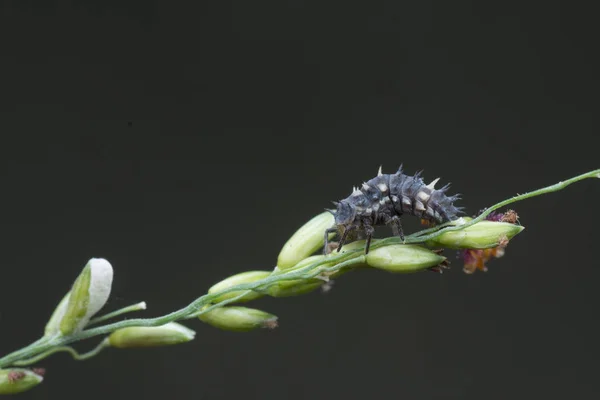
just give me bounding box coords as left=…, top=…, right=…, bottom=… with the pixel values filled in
left=1, top=1, right=599, bottom=399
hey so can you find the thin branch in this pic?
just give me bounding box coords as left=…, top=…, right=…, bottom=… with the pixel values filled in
left=87, top=302, right=147, bottom=327
left=0, top=168, right=597, bottom=368
left=11, top=339, right=109, bottom=366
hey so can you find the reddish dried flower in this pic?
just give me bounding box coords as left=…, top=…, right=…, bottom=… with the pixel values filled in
left=428, top=259, right=450, bottom=274
left=459, top=244, right=507, bottom=274
left=431, top=208, right=520, bottom=273
left=483, top=211, right=505, bottom=222
left=7, top=371, right=26, bottom=383
left=262, top=318, right=279, bottom=330
left=498, top=235, right=510, bottom=247
left=459, top=224, right=512, bottom=273
left=476, top=209, right=520, bottom=224
left=31, top=368, right=46, bottom=377
left=501, top=209, right=519, bottom=224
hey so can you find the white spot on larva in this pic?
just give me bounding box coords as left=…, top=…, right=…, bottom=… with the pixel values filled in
left=365, top=208, right=373, bottom=214
left=379, top=199, right=386, bottom=205
left=391, top=195, right=399, bottom=203
left=415, top=201, right=426, bottom=211
left=402, top=196, right=411, bottom=206
left=377, top=183, right=388, bottom=192
left=373, top=204, right=380, bottom=211
left=362, top=183, right=371, bottom=191
left=377, top=165, right=383, bottom=176
left=417, top=191, right=430, bottom=202
left=426, top=177, right=440, bottom=190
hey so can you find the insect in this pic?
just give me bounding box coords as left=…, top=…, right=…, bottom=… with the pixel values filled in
left=324, top=165, right=464, bottom=254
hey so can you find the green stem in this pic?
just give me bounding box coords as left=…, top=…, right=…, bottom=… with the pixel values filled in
left=87, top=302, right=147, bottom=327
left=0, top=168, right=597, bottom=368
left=0, top=249, right=362, bottom=367
left=0, top=337, right=50, bottom=368
left=12, top=339, right=110, bottom=366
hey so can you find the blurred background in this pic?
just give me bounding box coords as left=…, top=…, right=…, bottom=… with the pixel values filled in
left=1, top=1, right=598, bottom=399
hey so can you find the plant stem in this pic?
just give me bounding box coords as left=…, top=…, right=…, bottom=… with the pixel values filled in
left=0, top=250, right=363, bottom=367
left=12, top=339, right=110, bottom=366
left=87, top=302, right=147, bottom=327
left=0, top=168, right=597, bottom=368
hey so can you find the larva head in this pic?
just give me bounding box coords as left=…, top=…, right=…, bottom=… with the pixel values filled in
left=334, top=200, right=356, bottom=226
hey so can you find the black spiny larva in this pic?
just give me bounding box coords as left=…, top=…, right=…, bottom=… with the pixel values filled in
left=324, top=165, right=464, bottom=254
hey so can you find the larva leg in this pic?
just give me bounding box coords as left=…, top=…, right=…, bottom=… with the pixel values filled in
left=386, top=215, right=405, bottom=242
left=336, top=225, right=356, bottom=253
left=363, top=222, right=375, bottom=254
left=323, top=227, right=338, bottom=255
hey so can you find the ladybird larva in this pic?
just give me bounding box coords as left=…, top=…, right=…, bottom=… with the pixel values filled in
left=324, top=165, right=464, bottom=254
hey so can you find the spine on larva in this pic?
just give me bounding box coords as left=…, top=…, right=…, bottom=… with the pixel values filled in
left=386, top=168, right=462, bottom=223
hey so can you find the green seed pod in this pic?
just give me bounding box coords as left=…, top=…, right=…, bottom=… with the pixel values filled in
left=425, top=218, right=525, bottom=249
left=208, top=270, right=272, bottom=304
left=366, top=244, right=445, bottom=273
left=44, top=291, right=71, bottom=337
left=107, top=322, right=196, bottom=348
left=277, top=212, right=335, bottom=270
left=59, top=258, right=114, bottom=335
left=198, top=306, right=278, bottom=332
left=0, top=369, right=44, bottom=395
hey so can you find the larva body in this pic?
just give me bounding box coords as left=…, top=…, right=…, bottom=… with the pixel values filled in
left=326, top=165, right=463, bottom=254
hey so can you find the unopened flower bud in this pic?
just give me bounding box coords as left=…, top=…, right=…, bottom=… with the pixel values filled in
left=277, top=212, right=335, bottom=270
left=366, top=244, right=446, bottom=273
left=0, top=369, right=44, bottom=394
left=59, top=258, right=114, bottom=335
left=208, top=271, right=272, bottom=304
left=107, top=322, right=196, bottom=348
left=198, top=306, right=278, bottom=332
left=425, top=217, right=524, bottom=249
